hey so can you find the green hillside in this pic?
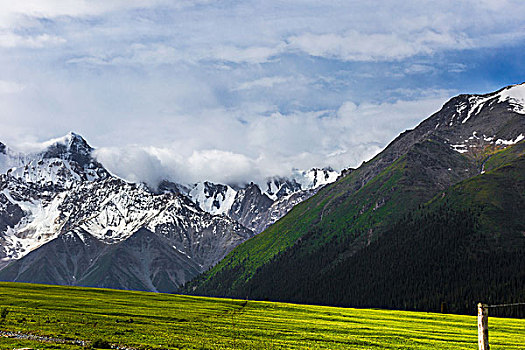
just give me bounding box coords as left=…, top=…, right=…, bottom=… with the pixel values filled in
left=0, top=282, right=524, bottom=349
left=183, top=137, right=477, bottom=297
left=238, top=155, right=525, bottom=313
left=184, top=140, right=525, bottom=315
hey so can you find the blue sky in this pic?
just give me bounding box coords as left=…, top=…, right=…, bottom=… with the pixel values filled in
left=0, top=0, right=524, bottom=185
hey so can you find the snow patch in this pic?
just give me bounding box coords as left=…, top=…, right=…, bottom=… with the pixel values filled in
left=462, top=96, right=489, bottom=124
left=495, top=134, right=524, bottom=146
left=294, top=168, right=339, bottom=190
left=451, top=144, right=468, bottom=153
left=498, top=84, right=525, bottom=114
left=189, top=182, right=237, bottom=215
left=8, top=158, right=81, bottom=187
left=173, top=246, right=192, bottom=259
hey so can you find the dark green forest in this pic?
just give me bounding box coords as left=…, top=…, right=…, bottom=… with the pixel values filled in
left=192, top=203, right=524, bottom=317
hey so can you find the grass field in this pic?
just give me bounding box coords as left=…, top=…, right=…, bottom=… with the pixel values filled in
left=0, top=282, right=523, bottom=349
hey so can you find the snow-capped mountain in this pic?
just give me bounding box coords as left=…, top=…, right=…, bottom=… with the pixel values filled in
left=0, top=133, right=252, bottom=291
left=0, top=132, right=338, bottom=291
left=185, top=167, right=339, bottom=233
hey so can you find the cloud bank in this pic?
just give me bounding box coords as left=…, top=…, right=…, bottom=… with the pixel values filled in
left=0, top=1, right=523, bottom=186
left=92, top=94, right=448, bottom=186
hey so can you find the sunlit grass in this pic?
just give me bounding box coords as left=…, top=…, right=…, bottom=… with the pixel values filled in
left=0, top=282, right=523, bottom=349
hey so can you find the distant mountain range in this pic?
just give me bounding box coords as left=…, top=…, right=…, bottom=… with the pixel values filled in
left=0, top=133, right=338, bottom=291
left=166, top=167, right=338, bottom=233
left=183, top=83, right=525, bottom=315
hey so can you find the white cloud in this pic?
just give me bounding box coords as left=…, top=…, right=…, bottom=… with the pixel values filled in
left=208, top=44, right=285, bottom=64
left=404, top=64, right=435, bottom=75
left=447, top=63, right=467, bottom=73
left=0, top=1, right=182, bottom=28
left=95, top=146, right=259, bottom=186
left=94, top=146, right=169, bottom=187
left=66, top=42, right=287, bottom=67
left=234, top=76, right=292, bottom=91
left=0, top=80, right=25, bottom=94
left=187, top=150, right=257, bottom=184
left=0, top=32, right=65, bottom=48
left=288, top=32, right=421, bottom=61
left=0, top=0, right=523, bottom=188
left=476, top=0, right=511, bottom=10
left=83, top=93, right=451, bottom=187
left=288, top=30, right=474, bottom=62
left=337, top=101, right=357, bottom=118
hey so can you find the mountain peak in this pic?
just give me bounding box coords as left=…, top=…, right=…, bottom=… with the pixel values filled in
left=42, top=132, right=94, bottom=166
left=417, top=83, right=525, bottom=153
left=64, top=132, right=92, bottom=150
left=42, top=131, right=91, bottom=149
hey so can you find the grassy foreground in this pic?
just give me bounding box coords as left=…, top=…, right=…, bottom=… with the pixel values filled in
left=0, top=282, right=523, bottom=349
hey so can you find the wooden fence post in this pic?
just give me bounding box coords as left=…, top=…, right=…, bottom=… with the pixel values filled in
left=478, top=303, right=489, bottom=350
left=440, top=302, right=447, bottom=313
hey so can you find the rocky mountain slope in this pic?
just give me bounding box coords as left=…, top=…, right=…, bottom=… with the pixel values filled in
left=183, top=83, right=525, bottom=315
left=0, top=133, right=253, bottom=291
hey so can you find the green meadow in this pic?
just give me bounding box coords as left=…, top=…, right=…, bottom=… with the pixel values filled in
left=0, top=282, right=523, bottom=349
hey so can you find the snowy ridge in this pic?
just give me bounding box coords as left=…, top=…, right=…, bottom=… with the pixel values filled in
left=443, top=83, right=525, bottom=128
left=462, top=96, right=489, bottom=124
left=292, top=167, right=339, bottom=191
left=1, top=132, right=107, bottom=187
left=186, top=168, right=339, bottom=226
left=8, top=159, right=81, bottom=188
left=0, top=131, right=334, bottom=270
left=457, top=83, right=525, bottom=125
